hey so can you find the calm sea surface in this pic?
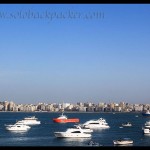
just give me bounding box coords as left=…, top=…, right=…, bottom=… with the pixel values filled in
left=0, top=112, right=150, bottom=147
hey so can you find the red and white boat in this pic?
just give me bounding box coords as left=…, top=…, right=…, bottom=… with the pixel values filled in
left=53, top=112, right=79, bottom=123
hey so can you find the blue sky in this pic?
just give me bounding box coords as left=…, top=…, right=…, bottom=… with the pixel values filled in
left=0, top=4, right=150, bottom=104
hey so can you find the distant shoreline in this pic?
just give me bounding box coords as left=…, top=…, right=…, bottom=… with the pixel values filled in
left=0, top=111, right=142, bottom=113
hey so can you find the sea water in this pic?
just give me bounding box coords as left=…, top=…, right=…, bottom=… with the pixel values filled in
left=0, top=112, right=149, bottom=146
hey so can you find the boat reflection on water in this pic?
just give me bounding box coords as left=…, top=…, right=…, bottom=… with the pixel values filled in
left=56, top=137, right=91, bottom=147
left=114, top=143, right=133, bottom=147
left=62, top=137, right=91, bottom=142
left=144, top=134, right=150, bottom=137
left=9, top=130, right=29, bottom=135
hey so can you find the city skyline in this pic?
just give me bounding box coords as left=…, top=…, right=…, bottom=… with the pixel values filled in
left=0, top=4, right=150, bottom=104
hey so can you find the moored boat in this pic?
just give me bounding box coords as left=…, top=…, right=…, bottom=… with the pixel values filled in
left=16, top=116, right=41, bottom=125
left=122, top=122, right=132, bottom=127
left=88, top=140, right=100, bottom=146
left=5, top=122, right=31, bottom=131
left=54, top=126, right=91, bottom=138
left=82, top=118, right=110, bottom=129
left=142, top=120, right=150, bottom=134
left=143, top=127, right=150, bottom=134
left=142, top=110, right=150, bottom=117
left=145, top=120, right=150, bottom=128
left=113, top=138, right=133, bottom=145
left=69, top=125, right=93, bottom=133
left=53, top=112, right=79, bottom=123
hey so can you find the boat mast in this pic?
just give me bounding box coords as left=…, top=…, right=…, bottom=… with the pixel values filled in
left=61, top=101, right=64, bottom=115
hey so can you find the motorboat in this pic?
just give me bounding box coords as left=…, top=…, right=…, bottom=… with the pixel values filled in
left=5, top=122, right=31, bottom=131
left=54, top=127, right=92, bottom=138
left=113, top=138, right=133, bottom=145
left=143, top=127, right=150, bottom=134
left=122, top=122, right=132, bottom=127
left=16, top=116, right=41, bottom=125
left=76, top=125, right=93, bottom=133
left=145, top=120, right=150, bottom=128
left=53, top=112, right=79, bottom=123
left=82, top=118, right=110, bottom=129
left=142, top=110, right=150, bottom=117
left=88, top=140, right=101, bottom=146
left=68, top=125, right=93, bottom=133
left=142, top=120, right=150, bottom=134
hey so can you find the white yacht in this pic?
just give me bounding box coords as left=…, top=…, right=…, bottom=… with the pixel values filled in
left=69, top=125, right=93, bottom=133
left=5, top=122, right=31, bottom=131
left=54, top=126, right=92, bottom=138
left=145, top=120, right=150, bottom=128
left=82, top=118, right=110, bottom=129
left=16, top=116, right=41, bottom=125
left=113, top=138, right=133, bottom=145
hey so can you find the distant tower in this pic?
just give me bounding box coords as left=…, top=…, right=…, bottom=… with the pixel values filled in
left=4, top=101, right=9, bottom=111
left=8, top=101, right=15, bottom=111
left=119, top=101, right=125, bottom=110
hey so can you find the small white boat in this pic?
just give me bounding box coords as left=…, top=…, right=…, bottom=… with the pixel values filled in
left=143, top=127, right=150, bottom=134
left=88, top=140, right=101, bottom=146
left=82, top=118, right=110, bottom=129
left=142, top=120, right=150, bottom=134
left=73, top=125, right=93, bottom=133
left=16, top=116, right=41, bottom=125
left=122, top=122, right=132, bottom=127
left=54, top=126, right=92, bottom=138
left=145, top=120, right=150, bottom=128
left=5, top=123, right=31, bottom=131
left=142, top=110, right=150, bottom=117
left=113, top=138, right=133, bottom=145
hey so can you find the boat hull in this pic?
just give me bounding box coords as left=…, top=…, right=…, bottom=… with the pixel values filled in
left=144, top=128, right=150, bottom=134
left=54, top=132, right=91, bottom=138
left=113, top=140, right=133, bottom=145
left=53, top=118, right=79, bottom=123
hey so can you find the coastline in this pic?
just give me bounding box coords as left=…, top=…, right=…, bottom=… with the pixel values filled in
left=0, top=111, right=142, bottom=114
